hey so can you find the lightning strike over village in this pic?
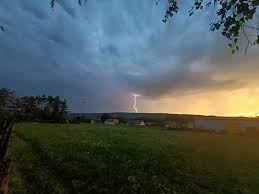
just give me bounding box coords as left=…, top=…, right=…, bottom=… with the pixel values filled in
left=1, top=0, right=259, bottom=193
left=133, top=94, right=140, bottom=113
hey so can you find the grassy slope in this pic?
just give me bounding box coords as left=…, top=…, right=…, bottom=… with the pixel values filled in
left=9, top=123, right=259, bottom=194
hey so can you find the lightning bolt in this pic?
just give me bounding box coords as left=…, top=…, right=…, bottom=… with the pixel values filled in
left=133, top=94, right=140, bottom=113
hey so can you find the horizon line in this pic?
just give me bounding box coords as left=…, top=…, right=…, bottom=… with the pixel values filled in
left=70, top=112, right=259, bottom=118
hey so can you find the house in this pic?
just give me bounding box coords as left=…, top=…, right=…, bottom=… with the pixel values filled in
left=104, top=119, right=119, bottom=125
left=129, top=120, right=146, bottom=126
left=164, top=121, right=177, bottom=128
left=90, top=118, right=101, bottom=124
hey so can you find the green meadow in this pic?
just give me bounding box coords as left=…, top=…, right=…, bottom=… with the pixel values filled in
left=9, top=123, right=259, bottom=194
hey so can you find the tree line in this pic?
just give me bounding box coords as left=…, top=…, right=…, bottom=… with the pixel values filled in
left=0, top=88, right=68, bottom=123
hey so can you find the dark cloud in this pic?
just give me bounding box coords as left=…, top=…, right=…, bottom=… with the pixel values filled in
left=0, top=0, right=259, bottom=112
left=55, top=0, right=77, bottom=18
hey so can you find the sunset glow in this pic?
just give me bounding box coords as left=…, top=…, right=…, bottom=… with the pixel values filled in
left=140, top=87, right=259, bottom=117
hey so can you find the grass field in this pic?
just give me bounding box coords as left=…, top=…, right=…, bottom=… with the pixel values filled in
left=9, top=123, right=259, bottom=194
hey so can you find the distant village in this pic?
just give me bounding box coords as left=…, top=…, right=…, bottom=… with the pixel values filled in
left=70, top=113, right=259, bottom=135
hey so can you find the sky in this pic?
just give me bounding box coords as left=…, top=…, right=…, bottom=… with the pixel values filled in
left=0, top=0, right=259, bottom=116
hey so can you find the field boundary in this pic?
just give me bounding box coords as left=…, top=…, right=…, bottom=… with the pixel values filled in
left=0, top=120, right=13, bottom=194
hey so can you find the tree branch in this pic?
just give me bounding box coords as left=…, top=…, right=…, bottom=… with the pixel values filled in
left=243, top=25, right=259, bottom=31
left=0, top=25, right=4, bottom=32
left=242, top=27, right=252, bottom=55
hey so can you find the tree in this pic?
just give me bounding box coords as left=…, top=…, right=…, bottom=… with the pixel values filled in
left=49, top=96, right=68, bottom=122
left=35, top=95, right=48, bottom=119
left=19, top=96, right=38, bottom=121
left=101, top=113, right=110, bottom=123
left=16, top=94, right=68, bottom=122
left=163, top=0, right=259, bottom=54
left=0, top=88, right=17, bottom=120
left=117, top=117, right=128, bottom=124
left=0, top=88, right=69, bottom=122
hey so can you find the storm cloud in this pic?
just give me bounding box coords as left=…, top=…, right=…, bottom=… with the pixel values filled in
left=0, top=0, right=259, bottom=113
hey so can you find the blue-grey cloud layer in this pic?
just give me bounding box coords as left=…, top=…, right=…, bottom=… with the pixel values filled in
left=0, top=0, right=259, bottom=112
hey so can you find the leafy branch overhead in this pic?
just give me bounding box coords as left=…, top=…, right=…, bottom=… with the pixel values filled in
left=50, top=0, right=87, bottom=8
left=164, top=0, right=259, bottom=53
